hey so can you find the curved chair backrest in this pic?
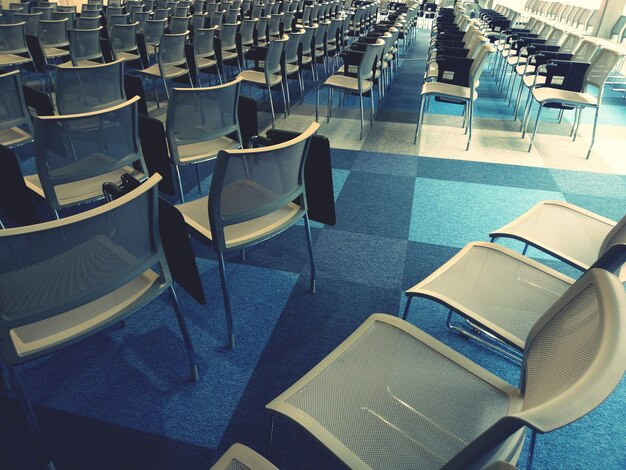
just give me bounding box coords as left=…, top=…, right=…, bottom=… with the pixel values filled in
left=584, top=47, right=621, bottom=92
left=169, top=15, right=191, bottom=34
left=448, top=268, right=626, bottom=468
left=284, top=27, right=303, bottom=64
left=0, top=174, right=167, bottom=365
left=38, top=18, right=70, bottom=51
left=158, top=31, right=188, bottom=67
left=192, top=12, right=208, bottom=29
left=256, top=14, right=269, bottom=42
left=469, top=42, right=494, bottom=90
left=32, top=6, right=53, bottom=20
left=208, top=121, right=318, bottom=252
left=301, top=5, right=311, bottom=25
left=0, top=70, right=33, bottom=142
left=219, top=21, right=239, bottom=48
left=314, top=21, right=328, bottom=50
left=80, top=9, right=101, bottom=19
left=572, top=38, right=599, bottom=63
left=301, top=24, right=315, bottom=55
left=269, top=12, right=282, bottom=36
left=175, top=5, right=191, bottom=16
left=69, top=26, right=103, bottom=64
left=51, top=11, right=75, bottom=29
left=153, top=8, right=171, bottom=20
left=76, top=15, right=100, bottom=29
left=55, top=59, right=126, bottom=114
left=132, top=11, right=150, bottom=32
left=283, top=11, right=295, bottom=32
left=240, top=18, right=256, bottom=45
left=106, top=6, right=125, bottom=17
left=166, top=76, right=242, bottom=165
left=195, top=0, right=207, bottom=12
left=357, top=39, right=383, bottom=89
left=111, top=21, right=139, bottom=55
left=33, top=96, right=146, bottom=210
left=108, top=13, right=130, bottom=34
left=144, top=18, right=167, bottom=46
left=226, top=8, right=239, bottom=23
left=206, top=2, right=219, bottom=17
left=210, top=9, right=224, bottom=27
left=194, top=25, right=218, bottom=58
left=559, top=32, right=583, bottom=55
left=13, top=12, right=42, bottom=36
left=264, top=36, right=286, bottom=79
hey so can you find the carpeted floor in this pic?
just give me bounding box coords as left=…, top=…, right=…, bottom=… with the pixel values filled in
left=1, top=27, right=625, bottom=470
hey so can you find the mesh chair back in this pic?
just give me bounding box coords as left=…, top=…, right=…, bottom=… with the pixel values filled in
left=153, top=8, right=170, bottom=20
left=194, top=25, right=217, bottom=58
left=208, top=122, right=317, bottom=251
left=158, top=31, right=188, bottom=67
left=251, top=3, right=262, bottom=19
left=225, top=8, right=239, bottom=23
left=256, top=15, right=269, bottom=42
left=166, top=77, right=242, bottom=165
left=264, top=36, right=286, bottom=78
left=33, top=96, right=146, bottom=210
left=39, top=18, right=69, bottom=48
left=357, top=40, right=382, bottom=88
left=132, top=11, right=150, bottom=32
left=32, top=6, right=53, bottom=20
left=559, top=33, right=582, bottom=54
left=191, top=12, right=208, bottom=29
left=0, top=23, right=29, bottom=55
left=144, top=19, right=167, bottom=46
left=584, top=47, right=621, bottom=90
left=55, top=59, right=126, bottom=114
left=301, top=24, right=315, bottom=54
left=572, top=39, right=598, bottom=63
left=51, top=11, right=75, bottom=29
left=206, top=3, right=218, bottom=17
left=79, top=9, right=101, bottom=19
left=108, top=13, right=130, bottom=33
left=14, top=12, right=42, bottom=36
left=169, top=15, right=191, bottom=34
left=519, top=269, right=626, bottom=430
left=240, top=18, right=256, bottom=45
left=106, top=6, right=125, bottom=16
left=175, top=5, right=191, bottom=16
left=268, top=12, right=282, bottom=36
left=69, top=27, right=103, bottom=64
left=0, top=70, right=32, bottom=137
left=313, top=21, right=327, bottom=50
left=81, top=4, right=101, bottom=13
left=195, top=0, right=207, bottom=13
left=220, top=21, right=238, bottom=49
left=76, top=16, right=100, bottom=29
left=284, top=28, right=303, bottom=64
left=0, top=175, right=166, bottom=365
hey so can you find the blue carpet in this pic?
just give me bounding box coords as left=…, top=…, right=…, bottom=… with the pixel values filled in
left=2, top=29, right=626, bottom=470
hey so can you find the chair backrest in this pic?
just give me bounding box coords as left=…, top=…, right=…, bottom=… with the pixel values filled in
left=208, top=121, right=318, bottom=252
left=219, top=21, right=239, bottom=48
left=33, top=96, right=146, bottom=210
left=153, top=8, right=170, bottom=20
left=469, top=41, right=494, bottom=90
left=210, top=9, right=224, bottom=27
left=263, top=36, right=286, bottom=78
left=240, top=18, right=256, bottom=45
left=572, top=38, right=599, bottom=63
left=51, top=11, right=75, bottom=29
left=108, top=12, right=130, bottom=33
left=256, top=15, right=270, bottom=42
left=194, top=25, right=218, bottom=57
left=55, top=59, right=126, bottom=114
left=106, top=6, right=125, bottom=16
left=38, top=18, right=69, bottom=48
left=132, top=11, right=150, bottom=32
left=191, top=12, right=208, bottom=29
left=584, top=47, right=621, bottom=91
left=144, top=18, right=167, bottom=46
left=76, top=15, right=100, bottom=29
left=301, top=24, right=315, bottom=54
left=0, top=174, right=168, bottom=365
left=32, top=5, right=53, bottom=20
left=313, top=20, right=328, bottom=49
left=166, top=76, right=242, bottom=165
left=206, top=2, right=218, bottom=17
left=158, top=31, right=188, bottom=67
left=69, top=26, right=103, bottom=64
left=0, top=70, right=33, bottom=139
left=559, top=32, right=583, bottom=55
left=169, top=15, right=191, bottom=34
left=225, top=8, right=239, bottom=23
left=13, top=12, right=42, bottom=36
left=111, top=21, right=140, bottom=55
left=269, top=12, right=282, bottom=36
left=357, top=39, right=383, bottom=89
left=175, top=5, right=191, bottom=16
left=284, top=27, right=303, bottom=64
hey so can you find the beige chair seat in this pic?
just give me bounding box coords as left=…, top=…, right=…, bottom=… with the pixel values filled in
left=285, top=63, right=299, bottom=75
left=523, top=73, right=546, bottom=87
left=532, top=87, right=597, bottom=107
left=43, top=46, right=69, bottom=59
left=422, top=81, right=474, bottom=100
left=140, top=63, right=190, bottom=79
left=0, top=127, right=33, bottom=147
left=516, top=64, right=535, bottom=75
left=115, top=51, right=141, bottom=62
left=324, top=74, right=373, bottom=92
left=221, top=49, right=238, bottom=61
left=177, top=182, right=303, bottom=249
left=25, top=164, right=145, bottom=208
left=0, top=53, right=32, bottom=66
left=176, top=135, right=240, bottom=164
left=300, top=54, right=313, bottom=65
left=57, top=59, right=102, bottom=68
left=238, top=69, right=282, bottom=86
left=197, top=56, right=217, bottom=68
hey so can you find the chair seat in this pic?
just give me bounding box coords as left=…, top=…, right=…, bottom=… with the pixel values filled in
left=516, top=64, right=535, bottom=75
left=300, top=54, right=313, bottom=65
left=115, top=51, right=141, bottom=62
left=267, top=314, right=523, bottom=469
left=177, top=180, right=304, bottom=249
left=285, top=63, right=299, bottom=75
left=24, top=164, right=145, bottom=209
left=323, top=74, right=372, bottom=92
left=0, top=53, right=32, bottom=66
left=176, top=135, right=240, bottom=164
left=532, top=87, right=597, bottom=107
left=43, top=46, right=69, bottom=59
left=57, top=59, right=103, bottom=68
left=523, top=73, right=546, bottom=87
left=221, top=49, right=239, bottom=61
left=0, top=127, right=33, bottom=148
left=9, top=259, right=162, bottom=358
left=422, top=81, right=472, bottom=100
left=238, top=69, right=282, bottom=86
left=490, top=200, right=616, bottom=270
left=406, top=242, right=574, bottom=349
left=196, top=56, right=217, bottom=69
left=140, top=63, right=190, bottom=79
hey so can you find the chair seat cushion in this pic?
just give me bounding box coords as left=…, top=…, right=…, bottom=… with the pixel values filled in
left=324, top=74, right=372, bottom=92
left=43, top=46, right=69, bottom=58
left=422, top=81, right=473, bottom=100
left=0, top=127, right=33, bottom=148
left=115, top=51, right=141, bottom=62
left=140, top=63, right=190, bottom=79
left=196, top=57, right=217, bottom=69
left=0, top=53, right=32, bottom=66
left=532, top=87, right=597, bottom=107
left=176, top=135, right=240, bottom=164
left=238, top=69, right=282, bottom=86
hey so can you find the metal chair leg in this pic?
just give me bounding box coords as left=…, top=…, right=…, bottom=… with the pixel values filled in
left=175, top=165, right=185, bottom=202
left=586, top=106, right=600, bottom=159
left=402, top=295, right=413, bottom=320
left=359, top=93, right=365, bottom=140
left=267, top=85, right=276, bottom=129
left=414, top=94, right=427, bottom=145
left=217, top=253, right=235, bottom=349
left=168, top=285, right=199, bottom=382
left=303, top=213, right=316, bottom=293
left=280, top=81, right=288, bottom=119
left=528, top=104, right=543, bottom=152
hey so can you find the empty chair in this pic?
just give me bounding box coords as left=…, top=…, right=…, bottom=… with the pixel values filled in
left=13, top=12, right=42, bottom=36
left=0, top=174, right=198, bottom=470
left=0, top=70, right=33, bottom=149
left=237, top=36, right=287, bottom=128
left=32, top=5, right=53, bottom=20
left=138, top=31, right=193, bottom=103
left=51, top=10, right=76, bottom=29
left=268, top=12, right=282, bottom=37
left=193, top=25, right=221, bottom=85
left=24, top=96, right=147, bottom=214
left=55, top=59, right=126, bottom=114
left=210, top=9, right=224, bottom=27
left=176, top=122, right=319, bottom=348
left=166, top=77, right=243, bottom=201
left=66, top=26, right=104, bottom=66
left=415, top=42, right=495, bottom=151
left=218, top=21, right=241, bottom=73
left=225, top=7, right=239, bottom=23
left=132, top=10, right=150, bottom=33
left=317, top=39, right=383, bottom=139
left=267, top=268, right=626, bottom=470
left=169, top=14, right=191, bottom=34
left=523, top=47, right=622, bottom=159
left=282, top=27, right=304, bottom=108
left=191, top=12, right=208, bottom=29
left=75, top=15, right=101, bottom=29
left=107, top=12, right=130, bottom=36
left=153, top=7, right=171, bottom=20
left=38, top=18, right=70, bottom=63
left=143, top=18, right=167, bottom=60
left=0, top=23, right=38, bottom=76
